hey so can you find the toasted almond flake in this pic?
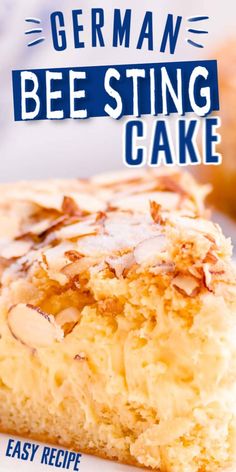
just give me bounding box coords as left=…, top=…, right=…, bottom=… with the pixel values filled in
left=55, top=220, right=99, bottom=240
left=172, top=274, right=200, bottom=297
left=95, top=211, right=107, bottom=224
left=203, top=251, right=218, bottom=264
left=62, top=196, right=81, bottom=216
left=64, top=250, right=82, bottom=262
left=0, top=215, right=20, bottom=239
left=90, top=169, right=145, bottom=186
left=42, top=243, right=72, bottom=272
left=56, top=307, right=80, bottom=335
left=158, top=175, right=187, bottom=196
left=23, top=219, right=54, bottom=236
left=23, top=193, right=63, bottom=211
left=56, top=307, right=80, bottom=326
left=114, top=181, right=159, bottom=198
left=106, top=253, right=135, bottom=278
left=149, top=262, right=175, bottom=275
left=150, top=201, right=163, bottom=224
left=8, top=304, right=64, bottom=348
left=210, top=269, right=225, bottom=275
left=149, top=201, right=162, bottom=224
left=34, top=215, right=68, bottom=240
left=62, top=257, right=102, bottom=278
left=74, top=352, right=87, bottom=361
left=0, top=240, right=32, bottom=259
left=88, top=260, right=106, bottom=276
left=171, top=216, right=222, bottom=246
left=105, top=219, right=159, bottom=250
left=76, top=234, right=121, bottom=256
left=134, top=236, right=167, bottom=266
left=188, top=266, right=202, bottom=279
left=113, top=192, right=179, bottom=213
left=69, top=193, right=106, bottom=213
left=203, top=263, right=212, bottom=290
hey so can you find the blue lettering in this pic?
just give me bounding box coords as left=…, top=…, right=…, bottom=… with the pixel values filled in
left=179, top=119, right=200, bottom=164
left=125, top=120, right=145, bottom=166
left=151, top=121, right=173, bottom=165
left=72, top=10, right=85, bottom=49
left=205, top=117, right=221, bottom=164
left=21, top=443, right=31, bottom=461
left=6, top=439, right=14, bottom=457
left=48, top=448, right=57, bottom=466
left=92, top=8, right=105, bottom=47
left=67, top=452, right=76, bottom=469
left=50, top=12, right=67, bottom=51
left=30, top=444, right=39, bottom=462
left=137, top=12, right=153, bottom=50
left=55, top=449, right=64, bottom=468
left=62, top=450, right=69, bottom=468
left=41, top=446, right=50, bottom=464
left=113, top=9, right=131, bottom=48
left=74, top=453, right=82, bottom=472
left=160, top=14, right=182, bottom=54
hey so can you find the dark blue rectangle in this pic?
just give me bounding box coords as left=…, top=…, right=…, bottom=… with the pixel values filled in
left=12, top=60, right=219, bottom=121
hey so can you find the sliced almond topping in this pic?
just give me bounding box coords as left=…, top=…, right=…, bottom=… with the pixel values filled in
left=0, top=240, right=32, bottom=259
left=172, top=274, right=200, bottom=297
left=90, top=169, right=145, bottom=186
left=37, top=215, right=68, bottom=239
left=150, top=201, right=164, bottom=225
left=158, top=175, right=187, bottom=196
left=64, top=250, right=83, bottom=262
left=203, top=251, right=218, bottom=264
left=56, top=307, right=80, bottom=335
left=188, top=266, right=202, bottom=279
left=113, top=192, right=179, bottom=213
left=41, top=243, right=73, bottom=284
left=171, top=216, right=221, bottom=247
left=62, top=256, right=102, bottom=279
left=76, top=235, right=119, bottom=256
left=106, top=253, right=135, bottom=278
left=104, top=216, right=158, bottom=248
left=21, top=192, right=63, bottom=211
left=62, top=196, right=82, bottom=216
left=95, top=211, right=107, bottom=224
left=202, top=263, right=212, bottom=291
left=69, top=193, right=106, bottom=213
left=55, top=220, right=99, bottom=240
left=8, top=304, right=64, bottom=348
left=134, top=236, right=167, bottom=266
left=24, top=219, right=54, bottom=236
left=149, top=262, right=175, bottom=275
left=74, top=352, right=88, bottom=361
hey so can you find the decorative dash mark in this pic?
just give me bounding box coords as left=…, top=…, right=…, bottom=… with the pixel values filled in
left=187, top=29, right=208, bottom=34
left=27, top=38, right=45, bottom=47
left=25, top=17, right=41, bottom=24
left=186, top=15, right=209, bottom=49
left=187, top=39, right=204, bottom=49
left=188, top=16, right=209, bottom=22
left=25, top=28, right=43, bottom=35
left=24, top=18, right=45, bottom=47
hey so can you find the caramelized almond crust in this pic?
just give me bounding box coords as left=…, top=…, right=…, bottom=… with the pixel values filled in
left=0, top=169, right=235, bottom=472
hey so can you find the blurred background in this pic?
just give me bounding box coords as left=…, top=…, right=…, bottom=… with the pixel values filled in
left=0, top=0, right=236, bottom=242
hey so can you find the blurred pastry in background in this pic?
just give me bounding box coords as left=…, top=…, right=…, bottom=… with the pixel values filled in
left=195, top=38, right=236, bottom=219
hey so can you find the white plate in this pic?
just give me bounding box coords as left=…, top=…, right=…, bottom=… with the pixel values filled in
left=0, top=434, right=145, bottom=471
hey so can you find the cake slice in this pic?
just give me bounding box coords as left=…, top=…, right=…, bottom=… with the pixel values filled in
left=0, top=169, right=235, bottom=472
